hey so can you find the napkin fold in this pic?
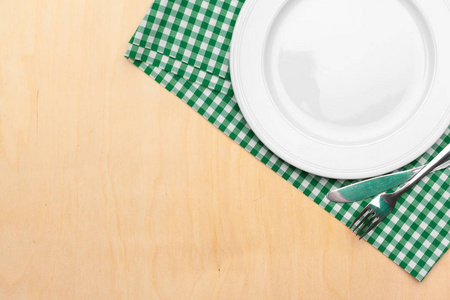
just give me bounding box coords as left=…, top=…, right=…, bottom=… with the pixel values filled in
left=126, top=0, right=450, bottom=281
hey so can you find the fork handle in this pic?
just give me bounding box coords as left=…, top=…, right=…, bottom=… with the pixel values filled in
left=395, top=144, right=450, bottom=197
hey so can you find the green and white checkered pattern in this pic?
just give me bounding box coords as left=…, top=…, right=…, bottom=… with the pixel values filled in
left=126, top=0, right=450, bottom=281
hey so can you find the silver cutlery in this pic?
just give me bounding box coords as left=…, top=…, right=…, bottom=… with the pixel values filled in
left=351, top=144, right=450, bottom=239
left=327, top=159, right=450, bottom=203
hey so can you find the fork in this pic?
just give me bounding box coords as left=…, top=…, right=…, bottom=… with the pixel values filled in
left=351, top=144, right=450, bottom=240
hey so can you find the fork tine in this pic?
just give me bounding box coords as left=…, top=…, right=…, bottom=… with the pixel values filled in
left=350, top=206, right=371, bottom=229
left=359, top=218, right=382, bottom=240
left=355, top=214, right=376, bottom=236
left=352, top=210, right=373, bottom=233
left=352, top=209, right=373, bottom=232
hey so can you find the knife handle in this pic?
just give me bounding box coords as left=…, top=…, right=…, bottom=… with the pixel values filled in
left=395, top=144, right=450, bottom=196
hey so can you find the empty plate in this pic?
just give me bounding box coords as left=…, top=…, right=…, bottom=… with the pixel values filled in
left=231, top=0, right=450, bottom=179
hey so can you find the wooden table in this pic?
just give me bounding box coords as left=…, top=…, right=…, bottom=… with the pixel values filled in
left=1, top=1, right=449, bottom=299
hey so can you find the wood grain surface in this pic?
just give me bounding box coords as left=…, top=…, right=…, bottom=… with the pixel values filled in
left=0, top=0, right=449, bottom=299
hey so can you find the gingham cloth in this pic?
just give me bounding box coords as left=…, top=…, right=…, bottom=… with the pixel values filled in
left=125, top=0, right=450, bottom=281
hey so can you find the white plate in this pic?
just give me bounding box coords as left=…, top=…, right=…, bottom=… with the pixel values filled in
left=231, top=0, right=450, bottom=179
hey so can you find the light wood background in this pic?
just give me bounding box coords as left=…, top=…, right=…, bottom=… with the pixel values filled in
left=0, top=0, right=449, bottom=299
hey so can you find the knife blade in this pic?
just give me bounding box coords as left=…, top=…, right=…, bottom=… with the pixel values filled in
left=327, top=159, right=450, bottom=203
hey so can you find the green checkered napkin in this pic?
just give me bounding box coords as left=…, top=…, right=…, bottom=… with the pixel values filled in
left=126, top=0, right=450, bottom=281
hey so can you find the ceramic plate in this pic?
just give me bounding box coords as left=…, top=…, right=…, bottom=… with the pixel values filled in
left=231, top=0, right=450, bottom=179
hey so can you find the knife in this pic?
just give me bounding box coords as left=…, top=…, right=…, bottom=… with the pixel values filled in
left=327, top=159, right=450, bottom=203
